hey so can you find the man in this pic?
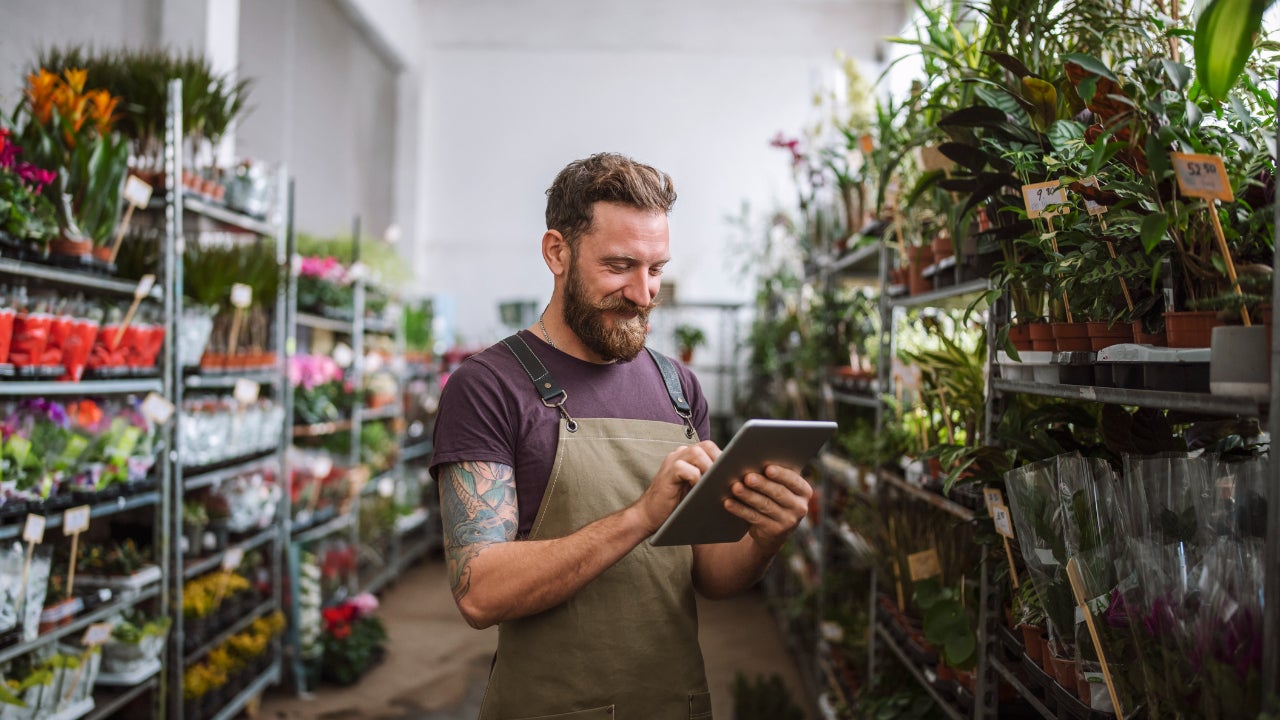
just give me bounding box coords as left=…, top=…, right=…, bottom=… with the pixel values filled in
left=431, top=152, right=812, bottom=720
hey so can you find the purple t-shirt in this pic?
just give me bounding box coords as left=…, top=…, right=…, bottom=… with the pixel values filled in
left=430, top=330, right=711, bottom=537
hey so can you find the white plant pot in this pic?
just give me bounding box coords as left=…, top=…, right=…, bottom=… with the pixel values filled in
left=1209, top=325, right=1270, bottom=395
left=177, top=306, right=216, bottom=369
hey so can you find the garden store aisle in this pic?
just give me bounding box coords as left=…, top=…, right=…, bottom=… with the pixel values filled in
left=259, top=558, right=814, bottom=719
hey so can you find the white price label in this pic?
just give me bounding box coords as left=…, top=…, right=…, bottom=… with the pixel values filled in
left=81, top=622, right=114, bottom=647
left=377, top=476, right=395, bottom=498
left=123, top=175, right=154, bottom=208
left=983, top=487, right=1005, bottom=517
left=22, top=514, right=46, bottom=544
left=233, top=379, right=260, bottom=406
left=332, top=344, right=355, bottom=369
left=222, top=547, right=245, bottom=571
left=312, top=456, right=334, bottom=479
left=230, top=283, right=253, bottom=309
left=1171, top=152, right=1233, bottom=202
left=134, top=274, right=156, bottom=300
left=992, top=504, right=1016, bottom=539
left=907, top=548, right=943, bottom=581
left=1022, top=181, right=1068, bottom=219
left=1080, top=176, right=1109, bottom=217
left=63, top=505, right=91, bottom=535
left=141, top=393, right=175, bottom=425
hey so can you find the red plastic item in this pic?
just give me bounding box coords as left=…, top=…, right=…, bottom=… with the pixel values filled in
left=60, top=319, right=100, bottom=382
left=0, top=309, right=14, bottom=364
left=9, top=312, right=52, bottom=367
left=134, top=324, right=165, bottom=369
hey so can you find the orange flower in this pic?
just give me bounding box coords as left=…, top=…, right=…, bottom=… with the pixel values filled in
left=62, top=68, right=87, bottom=94
left=86, top=89, right=120, bottom=135
left=68, top=400, right=103, bottom=429
left=25, top=69, right=60, bottom=126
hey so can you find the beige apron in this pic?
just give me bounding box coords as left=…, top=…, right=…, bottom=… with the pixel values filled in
left=478, top=339, right=712, bottom=720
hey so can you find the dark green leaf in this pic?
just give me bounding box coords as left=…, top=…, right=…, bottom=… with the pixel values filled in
left=1194, top=0, right=1269, bottom=101
left=983, top=50, right=1033, bottom=79
left=1140, top=213, right=1169, bottom=254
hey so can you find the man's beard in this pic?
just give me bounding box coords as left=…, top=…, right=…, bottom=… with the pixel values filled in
left=562, top=263, right=656, bottom=362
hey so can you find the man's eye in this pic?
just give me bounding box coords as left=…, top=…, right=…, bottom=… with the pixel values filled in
left=650, top=267, right=665, bottom=276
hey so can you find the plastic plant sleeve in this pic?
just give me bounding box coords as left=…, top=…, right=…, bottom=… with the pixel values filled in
left=1004, top=455, right=1076, bottom=658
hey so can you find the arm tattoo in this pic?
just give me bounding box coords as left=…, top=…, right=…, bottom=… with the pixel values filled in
left=440, top=461, right=518, bottom=603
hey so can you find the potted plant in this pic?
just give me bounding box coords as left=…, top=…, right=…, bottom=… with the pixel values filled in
left=673, top=324, right=707, bottom=364
left=0, top=126, right=59, bottom=253
left=100, top=610, right=170, bottom=676
left=0, top=656, right=54, bottom=720
left=319, top=592, right=387, bottom=686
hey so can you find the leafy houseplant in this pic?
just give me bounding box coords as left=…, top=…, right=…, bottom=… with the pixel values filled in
left=320, top=592, right=387, bottom=686
left=673, top=324, right=707, bottom=363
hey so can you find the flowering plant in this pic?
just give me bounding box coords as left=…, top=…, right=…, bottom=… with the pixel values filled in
left=296, top=255, right=355, bottom=315
left=320, top=592, right=386, bottom=686
left=290, top=354, right=353, bottom=425
left=11, top=68, right=129, bottom=247
left=0, top=125, right=58, bottom=243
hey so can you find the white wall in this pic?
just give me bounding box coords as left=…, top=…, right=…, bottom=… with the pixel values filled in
left=418, top=0, right=903, bottom=346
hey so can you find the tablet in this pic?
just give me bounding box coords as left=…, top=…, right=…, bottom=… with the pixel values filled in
left=649, top=419, right=838, bottom=546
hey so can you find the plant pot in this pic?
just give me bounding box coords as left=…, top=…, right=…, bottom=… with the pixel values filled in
left=1051, top=322, right=1091, bottom=352
left=680, top=349, right=694, bottom=364
left=931, top=232, right=954, bottom=261
left=1210, top=325, right=1269, bottom=395
left=1027, top=322, right=1055, bottom=352
left=91, top=246, right=113, bottom=263
left=1007, top=324, right=1033, bottom=351
left=1132, top=319, right=1167, bottom=346
left=936, top=661, right=956, bottom=684
left=49, top=236, right=92, bottom=257
left=907, top=245, right=935, bottom=296
left=1020, top=624, right=1047, bottom=664
left=1085, top=321, right=1133, bottom=351
left=1049, top=653, right=1077, bottom=689
left=1163, top=310, right=1220, bottom=348
left=1076, top=669, right=1093, bottom=705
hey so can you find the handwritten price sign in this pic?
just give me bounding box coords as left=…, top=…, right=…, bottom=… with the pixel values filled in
left=1080, top=176, right=1109, bottom=217
left=23, top=515, right=46, bottom=544
left=992, top=504, right=1016, bottom=539
left=907, top=548, right=943, bottom=581
left=1171, top=153, right=1233, bottom=202
left=1022, top=181, right=1068, bottom=219
left=983, top=487, right=1005, bottom=517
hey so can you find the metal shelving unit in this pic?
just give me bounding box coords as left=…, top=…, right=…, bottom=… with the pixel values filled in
left=0, top=584, right=163, bottom=665
left=0, top=378, right=163, bottom=396
left=0, top=256, right=165, bottom=299
left=992, top=377, right=1265, bottom=416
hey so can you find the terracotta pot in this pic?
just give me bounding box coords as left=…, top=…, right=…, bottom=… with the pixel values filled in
left=1132, top=319, right=1167, bottom=346
left=1027, top=322, right=1055, bottom=351
left=1076, top=669, right=1093, bottom=705
left=955, top=669, right=976, bottom=693
left=50, top=236, right=92, bottom=256
left=907, top=245, right=935, bottom=296
left=1164, top=310, right=1221, bottom=348
left=936, top=661, right=955, bottom=684
left=1049, top=653, right=1077, bottom=689
left=1007, top=324, right=1033, bottom=351
left=931, top=232, right=954, bottom=261
left=91, top=245, right=113, bottom=263
left=1052, top=322, right=1091, bottom=352
left=680, top=348, right=694, bottom=364
left=1020, top=624, right=1047, bottom=664
left=1086, top=320, right=1133, bottom=351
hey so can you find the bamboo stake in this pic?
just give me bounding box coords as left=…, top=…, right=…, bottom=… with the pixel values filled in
left=1045, top=215, right=1074, bottom=323
left=1067, top=558, right=1125, bottom=717
left=1207, top=204, right=1252, bottom=326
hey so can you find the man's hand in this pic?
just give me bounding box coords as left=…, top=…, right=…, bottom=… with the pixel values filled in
left=723, top=464, right=812, bottom=553
left=631, top=440, right=720, bottom=535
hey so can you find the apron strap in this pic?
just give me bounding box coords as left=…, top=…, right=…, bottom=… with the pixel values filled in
left=645, top=347, right=697, bottom=439
left=501, top=334, right=579, bottom=432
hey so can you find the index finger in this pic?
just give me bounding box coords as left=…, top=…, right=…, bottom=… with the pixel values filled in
left=760, top=464, right=810, bottom=495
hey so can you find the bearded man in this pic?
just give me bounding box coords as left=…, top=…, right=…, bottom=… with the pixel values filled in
left=431, top=153, right=812, bottom=720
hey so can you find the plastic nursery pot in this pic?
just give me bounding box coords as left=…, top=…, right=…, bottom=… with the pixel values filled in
left=1163, top=310, right=1221, bottom=348
left=1051, top=322, right=1092, bottom=352
left=59, top=319, right=100, bottom=382
left=1132, top=319, right=1167, bottom=346
left=1028, top=322, right=1056, bottom=352
left=0, top=308, right=13, bottom=363
left=1007, top=324, right=1034, bottom=351
left=1020, top=624, right=1047, bottom=664
left=132, top=324, right=165, bottom=369
left=1086, top=321, right=1133, bottom=351
left=1049, top=653, right=1078, bottom=690
left=1076, top=669, right=1093, bottom=705
left=931, top=232, right=954, bottom=261
left=9, top=312, right=52, bottom=367
left=1210, top=325, right=1270, bottom=396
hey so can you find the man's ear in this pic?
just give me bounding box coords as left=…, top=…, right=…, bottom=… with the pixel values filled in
left=542, top=230, right=570, bottom=276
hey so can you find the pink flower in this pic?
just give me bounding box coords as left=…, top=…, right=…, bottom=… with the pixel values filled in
left=350, top=592, right=379, bottom=617
left=16, top=162, right=55, bottom=191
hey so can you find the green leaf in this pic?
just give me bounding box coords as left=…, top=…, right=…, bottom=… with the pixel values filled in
left=1063, top=53, right=1118, bottom=82
left=1021, top=77, right=1058, bottom=132
left=1046, top=120, right=1085, bottom=154
left=1140, top=213, right=1169, bottom=254
left=1193, top=0, right=1270, bottom=101
left=1161, top=59, right=1192, bottom=92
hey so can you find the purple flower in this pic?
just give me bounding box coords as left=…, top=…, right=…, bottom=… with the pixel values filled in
left=19, top=398, right=70, bottom=428
left=1104, top=588, right=1130, bottom=629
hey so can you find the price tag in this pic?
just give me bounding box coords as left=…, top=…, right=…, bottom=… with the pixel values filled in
left=312, top=456, right=334, bottom=479
left=983, top=487, right=1005, bottom=517
left=1022, top=181, right=1068, bottom=219
left=233, top=379, right=260, bottom=406
left=81, top=622, right=114, bottom=647
left=1171, top=152, right=1233, bottom=202
left=919, top=144, right=953, bottom=172
left=377, top=475, right=395, bottom=498
left=222, top=547, right=245, bottom=571
left=230, top=283, right=253, bottom=309
left=141, top=393, right=176, bottom=425
left=992, top=504, right=1016, bottom=539
left=332, top=343, right=355, bottom=369
left=63, top=505, right=91, bottom=535
left=859, top=134, right=875, bottom=155
left=134, top=274, right=156, bottom=300
left=123, top=176, right=154, bottom=208
left=22, top=514, right=46, bottom=544
left=1080, top=176, right=1109, bottom=216
left=907, top=548, right=943, bottom=581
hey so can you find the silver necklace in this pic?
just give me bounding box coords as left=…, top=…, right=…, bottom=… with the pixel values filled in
left=539, top=312, right=556, bottom=349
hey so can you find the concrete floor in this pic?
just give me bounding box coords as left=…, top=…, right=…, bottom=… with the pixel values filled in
left=260, top=558, right=814, bottom=719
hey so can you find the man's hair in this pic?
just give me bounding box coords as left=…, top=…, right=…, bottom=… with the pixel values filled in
left=545, top=153, right=677, bottom=246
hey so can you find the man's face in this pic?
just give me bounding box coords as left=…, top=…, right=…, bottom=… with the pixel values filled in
left=561, top=202, right=669, bottom=362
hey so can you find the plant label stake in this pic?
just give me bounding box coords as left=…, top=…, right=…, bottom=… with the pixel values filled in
left=991, top=503, right=1021, bottom=590
left=63, top=505, right=91, bottom=597
left=112, top=274, right=156, bottom=349
left=108, top=176, right=154, bottom=264
left=67, top=622, right=113, bottom=702
left=1023, top=181, right=1074, bottom=323
left=936, top=386, right=956, bottom=444
left=1067, top=558, right=1124, bottom=717
left=907, top=548, right=942, bottom=581
left=1170, top=152, right=1250, bottom=325
left=887, top=179, right=908, bottom=267
left=1080, top=176, right=1133, bottom=312
left=306, top=455, right=334, bottom=519
left=228, top=283, right=253, bottom=357
left=17, top=514, right=45, bottom=616
left=140, top=392, right=175, bottom=426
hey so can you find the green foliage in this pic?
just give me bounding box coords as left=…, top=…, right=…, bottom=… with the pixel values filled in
left=673, top=323, right=707, bottom=352
left=296, top=231, right=410, bottom=287
left=730, top=672, right=805, bottom=720
left=402, top=298, right=434, bottom=353
left=913, top=577, right=978, bottom=668
left=0, top=167, right=58, bottom=242
left=184, top=238, right=277, bottom=309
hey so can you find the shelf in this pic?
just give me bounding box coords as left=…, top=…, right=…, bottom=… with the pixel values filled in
left=360, top=403, right=400, bottom=422
left=0, top=490, right=162, bottom=540
left=295, top=312, right=355, bottom=334
left=878, top=470, right=975, bottom=521
left=394, top=508, right=429, bottom=535
left=292, top=418, right=354, bottom=437
left=991, top=656, right=1056, bottom=720
left=400, top=440, right=433, bottom=463
left=831, top=389, right=880, bottom=408
left=363, top=316, right=398, bottom=335
left=184, top=598, right=277, bottom=666
left=209, top=660, right=280, bottom=720
left=184, top=367, right=280, bottom=390
left=818, top=452, right=873, bottom=501
left=183, top=450, right=278, bottom=491
left=184, top=525, right=279, bottom=579
left=0, top=257, right=164, bottom=299
left=874, top=622, right=967, bottom=720
left=84, top=677, right=158, bottom=720
left=183, top=195, right=282, bottom=237
left=0, top=378, right=163, bottom=397
left=888, top=278, right=989, bottom=310
left=991, top=378, right=1266, bottom=417
left=291, top=512, right=354, bottom=544
left=0, top=584, right=161, bottom=665
left=828, top=242, right=881, bottom=277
